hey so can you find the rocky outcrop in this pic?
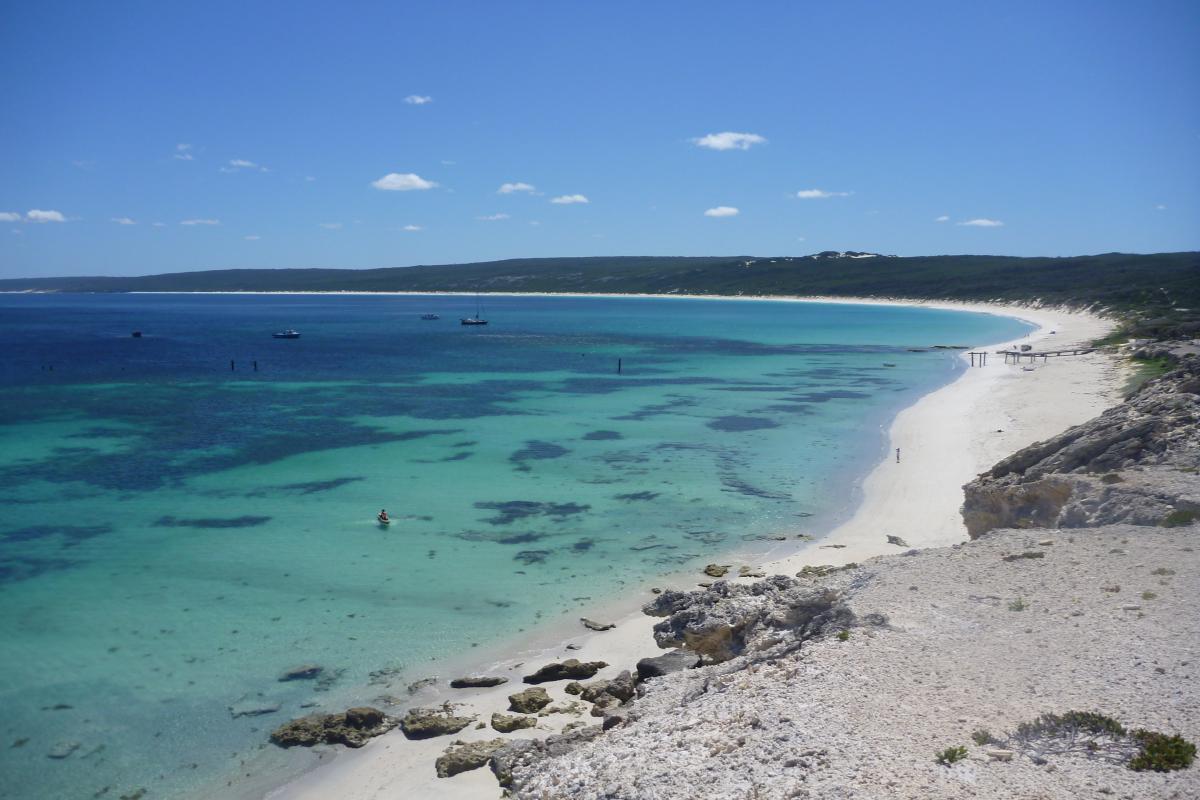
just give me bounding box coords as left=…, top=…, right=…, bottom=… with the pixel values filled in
left=963, top=355, right=1200, bottom=538
left=490, top=727, right=605, bottom=787
left=580, top=618, right=615, bottom=631
left=643, top=575, right=854, bottom=662
left=507, top=687, right=552, bottom=713
left=398, top=705, right=476, bottom=739
left=577, top=670, right=635, bottom=716
left=522, top=659, right=608, bottom=684
left=435, top=738, right=507, bottom=778
left=270, top=707, right=395, bottom=748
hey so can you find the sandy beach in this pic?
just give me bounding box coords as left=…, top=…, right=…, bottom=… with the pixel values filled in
left=266, top=298, right=1126, bottom=800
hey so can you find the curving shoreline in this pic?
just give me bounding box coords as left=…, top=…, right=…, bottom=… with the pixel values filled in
left=262, top=299, right=1125, bottom=800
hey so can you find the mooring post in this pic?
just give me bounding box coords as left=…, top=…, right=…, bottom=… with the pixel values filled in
left=253, top=360, right=258, bottom=372
left=230, top=360, right=235, bottom=372
left=617, top=358, right=622, bottom=374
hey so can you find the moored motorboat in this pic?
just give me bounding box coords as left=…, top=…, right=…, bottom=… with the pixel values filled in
left=272, top=329, right=301, bottom=339
left=420, top=314, right=440, bottom=320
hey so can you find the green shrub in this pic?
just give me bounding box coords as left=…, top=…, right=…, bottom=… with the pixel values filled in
left=1128, top=730, right=1196, bottom=772
left=1161, top=510, right=1197, bottom=528
left=836, top=630, right=850, bottom=642
left=935, top=745, right=968, bottom=766
left=1141, top=591, right=1157, bottom=600
left=1151, top=567, right=1176, bottom=576
left=972, top=729, right=995, bottom=746
left=1008, top=597, right=1027, bottom=611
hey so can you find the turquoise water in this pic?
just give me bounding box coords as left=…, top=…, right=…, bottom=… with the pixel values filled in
left=0, top=293, right=1030, bottom=798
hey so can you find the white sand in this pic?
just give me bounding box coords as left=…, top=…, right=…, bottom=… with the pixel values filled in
left=267, top=299, right=1127, bottom=800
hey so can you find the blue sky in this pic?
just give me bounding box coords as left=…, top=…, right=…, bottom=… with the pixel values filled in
left=1, top=0, right=1197, bottom=277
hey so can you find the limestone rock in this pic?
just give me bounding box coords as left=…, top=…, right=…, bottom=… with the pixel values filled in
left=738, top=566, right=766, bottom=578
left=703, top=564, right=730, bottom=578
left=270, top=706, right=395, bottom=748
left=435, top=738, right=506, bottom=778
left=645, top=576, right=853, bottom=663
left=886, top=535, right=909, bottom=547
left=47, top=741, right=80, bottom=759
left=398, top=705, right=476, bottom=739
left=508, top=686, right=552, bottom=713
left=228, top=695, right=281, bottom=718
left=522, top=658, right=608, bottom=684
left=636, top=649, right=700, bottom=680
left=491, top=712, right=537, bottom=732
left=449, top=675, right=508, bottom=688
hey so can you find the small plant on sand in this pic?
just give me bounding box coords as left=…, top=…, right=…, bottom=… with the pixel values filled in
left=935, top=745, right=968, bottom=766
left=1006, top=711, right=1130, bottom=764
left=1100, top=473, right=1125, bottom=484
left=1128, top=730, right=1197, bottom=772
left=1150, top=567, right=1176, bottom=576
left=836, top=630, right=850, bottom=642
left=1161, top=510, right=1197, bottom=528
left=1141, top=591, right=1157, bottom=601
left=1008, top=597, right=1028, bottom=611
left=972, top=729, right=996, bottom=746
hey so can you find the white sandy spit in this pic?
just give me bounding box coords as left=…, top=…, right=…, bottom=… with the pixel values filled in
left=266, top=300, right=1126, bottom=800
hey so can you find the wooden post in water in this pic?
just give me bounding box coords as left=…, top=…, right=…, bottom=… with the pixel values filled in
left=230, top=360, right=235, bottom=372
left=617, top=358, right=622, bottom=374
left=253, top=360, right=258, bottom=372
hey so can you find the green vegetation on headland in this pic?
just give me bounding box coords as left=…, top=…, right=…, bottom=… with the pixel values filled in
left=4, top=251, right=1197, bottom=312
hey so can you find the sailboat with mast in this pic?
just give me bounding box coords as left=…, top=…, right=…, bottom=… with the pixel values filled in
left=460, top=295, right=488, bottom=326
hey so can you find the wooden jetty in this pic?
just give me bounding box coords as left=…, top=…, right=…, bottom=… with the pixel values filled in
left=997, top=347, right=1095, bottom=364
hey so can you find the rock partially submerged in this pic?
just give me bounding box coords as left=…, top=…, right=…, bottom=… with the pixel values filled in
left=277, top=664, right=323, bottom=682
left=399, top=705, right=476, bottom=739
left=522, top=659, right=608, bottom=684
left=435, top=738, right=507, bottom=778
left=450, top=675, right=508, bottom=688
left=703, top=564, right=730, bottom=578
left=228, top=695, right=281, bottom=718
left=270, top=707, right=395, bottom=748
left=508, top=686, right=552, bottom=713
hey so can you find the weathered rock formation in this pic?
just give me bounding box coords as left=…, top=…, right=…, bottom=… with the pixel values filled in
left=635, top=649, right=699, bottom=680
left=398, top=705, right=476, bottom=739
left=963, top=355, right=1200, bottom=538
left=491, top=712, right=537, bottom=732
left=643, top=576, right=854, bottom=662
left=269, top=707, right=395, bottom=748
left=435, top=738, right=507, bottom=778
left=449, top=675, right=508, bottom=688
left=507, top=686, right=552, bottom=713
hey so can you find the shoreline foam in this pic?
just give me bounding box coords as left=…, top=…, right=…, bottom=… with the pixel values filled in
left=263, top=298, right=1124, bottom=800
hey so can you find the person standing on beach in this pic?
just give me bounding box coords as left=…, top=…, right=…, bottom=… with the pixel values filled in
left=896, top=447, right=901, bottom=463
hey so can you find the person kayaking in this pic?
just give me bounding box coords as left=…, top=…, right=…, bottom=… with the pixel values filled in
left=377, top=509, right=390, bottom=524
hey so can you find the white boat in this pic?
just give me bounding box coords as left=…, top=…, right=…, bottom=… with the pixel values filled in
left=272, top=329, right=301, bottom=339
left=461, top=295, right=488, bottom=325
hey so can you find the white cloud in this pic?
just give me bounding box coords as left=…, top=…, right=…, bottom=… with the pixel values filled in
left=26, top=209, right=66, bottom=223
left=152, top=222, right=166, bottom=227
left=498, top=182, right=536, bottom=194
left=318, top=222, right=343, bottom=229
left=796, top=236, right=806, bottom=242
left=704, top=206, right=739, bottom=218
left=935, top=215, right=950, bottom=222
left=404, top=95, right=433, bottom=105
left=0, top=212, right=20, bottom=222
left=402, top=224, right=423, bottom=231
left=1155, top=204, right=1168, bottom=210
left=441, top=159, right=456, bottom=165
left=174, top=143, right=194, bottom=161
left=222, top=158, right=267, bottom=173
left=111, top=217, right=137, bottom=225
left=478, top=213, right=510, bottom=221
left=244, top=234, right=261, bottom=240
left=230, top=159, right=256, bottom=168
left=692, top=131, right=766, bottom=151
left=180, top=218, right=220, bottom=226
left=795, top=189, right=852, bottom=199
left=529, top=220, right=541, bottom=227
left=371, top=172, right=438, bottom=191
left=550, top=194, right=589, bottom=205
left=958, top=218, right=1004, bottom=227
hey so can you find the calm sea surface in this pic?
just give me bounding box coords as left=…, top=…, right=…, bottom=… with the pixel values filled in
left=0, top=293, right=1030, bottom=798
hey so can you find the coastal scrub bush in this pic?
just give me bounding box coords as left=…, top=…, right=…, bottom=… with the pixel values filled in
left=836, top=630, right=850, bottom=642
left=1150, top=567, right=1176, bottom=576
left=1128, top=730, right=1197, bottom=772
left=935, top=746, right=968, bottom=766
left=972, top=729, right=996, bottom=746
left=1142, top=591, right=1157, bottom=600
left=1160, top=510, right=1197, bottom=528
left=1008, top=598, right=1028, bottom=611
left=1100, top=473, right=1125, bottom=484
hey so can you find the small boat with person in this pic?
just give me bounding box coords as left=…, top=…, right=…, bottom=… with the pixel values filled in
left=272, top=329, right=301, bottom=339
left=420, top=314, right=440, bottom=320
left=377, top=509, right=391, bottom=526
